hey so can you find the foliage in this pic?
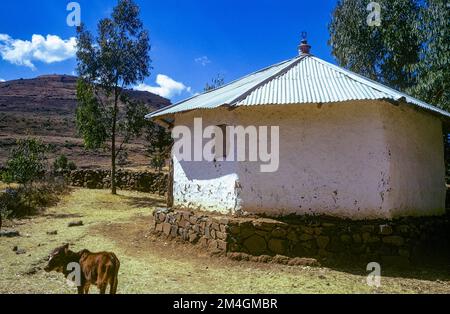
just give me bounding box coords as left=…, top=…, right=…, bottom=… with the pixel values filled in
left=329, top=0, right=450, bottom=110
left=118, top=95, right=149, bottom=146
left=204, top=74, right=225, bottom=92
left=68, top=161, right=77, bottom=171
left=329, top=0, right=420, bottom=92
left=75, top=0, right=151, bottom=194
left=2, top=138, right=48, bottom=185
left=75, top=79, right=109, bottom=150
left=1, top=139, right=69, bottom=218
left=0, top=197, right=12, bottom=224
left=408, top=0, right=450, bottom=110
left=53, top=155, right=68, bottom=172
left=53, top=155, right=77, bottom=172
left=0, top=177, right=68, bottom=218
left=146, top=122, right=173, bottom=172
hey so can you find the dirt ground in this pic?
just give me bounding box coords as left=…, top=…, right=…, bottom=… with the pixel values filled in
left=1, top=188, right=449, bottom=294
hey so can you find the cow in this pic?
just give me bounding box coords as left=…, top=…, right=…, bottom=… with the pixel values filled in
left=44, top=244, right=120, bottom=294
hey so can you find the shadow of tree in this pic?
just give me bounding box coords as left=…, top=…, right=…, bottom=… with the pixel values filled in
left=43, top=213, right=84, bottom=219
left=120, top=194, right=166, bottom=209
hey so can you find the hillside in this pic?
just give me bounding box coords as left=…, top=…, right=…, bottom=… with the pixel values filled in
left=0, top=75, right=171, bottom=170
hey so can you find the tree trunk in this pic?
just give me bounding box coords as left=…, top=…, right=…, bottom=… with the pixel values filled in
left=111, top=142, right=117, bottom=195
left=111, top=90, right=118, bottom=195
left=167, top=156, right=174, bottom=208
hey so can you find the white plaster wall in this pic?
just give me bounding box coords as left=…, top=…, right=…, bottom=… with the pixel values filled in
left=381, top=103, right=445, bottom=217
left=172, top=109, right=242, bottom=214
left=234, top=102, right=391, bottom=219
left=170, top=102, right=445, bottom=219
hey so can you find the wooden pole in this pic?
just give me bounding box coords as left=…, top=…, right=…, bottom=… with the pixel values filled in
left=167, top=154, right=174, bottom=208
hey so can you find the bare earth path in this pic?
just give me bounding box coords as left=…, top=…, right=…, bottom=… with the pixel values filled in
left=1, top=188, right=449, bottom=294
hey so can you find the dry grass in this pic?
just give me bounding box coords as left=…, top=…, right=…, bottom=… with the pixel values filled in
left=0, top=182, right=20, bottom=190
left=0, top=188, right=449, bottom=294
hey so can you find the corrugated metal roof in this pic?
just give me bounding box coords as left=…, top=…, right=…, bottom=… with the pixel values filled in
left=146, top=55, right=450, bottom=119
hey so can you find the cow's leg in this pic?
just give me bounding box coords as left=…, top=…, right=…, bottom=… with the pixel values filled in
left=98, top=284, right=107, bottom=294
left=77, top=286, right=84, bottom=294
left=110, top=276, right=118, bottom=294
left=109, top=258, right=120, bottom=294
left=84, top=284, right=91, bottom=294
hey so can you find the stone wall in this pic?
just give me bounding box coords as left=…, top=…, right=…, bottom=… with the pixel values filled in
left=152, top=209, right=230, bottom=254
left=152, top=208, right=450, bottom=266
left=65, top=169, right=167, bottom=194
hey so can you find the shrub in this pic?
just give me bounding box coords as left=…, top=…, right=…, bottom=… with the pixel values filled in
left=146, top=123, right=172, bottom=173
left=0, top=188, right=21, bottom=216
left=53, top=154, right=68, bottom=171
left=150, top=155, right=166, bottom=172
left=1, top=138, right=70, bottom=218
left=2, top=138, right=48, bottom=185
left=0, top=194, right=13, bottom=227
left=53, top=154, right=77, bottom=172
left=0, top=177, right=69, bottom=218
left=67, top=161, right=77, bottom=171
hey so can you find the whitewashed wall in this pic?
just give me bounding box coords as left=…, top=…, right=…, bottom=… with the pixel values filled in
left=171, top=101, right=446, bottom=219
left=172, top=109, right=242, bottom=214
left=381, top=103, right=445, bottom=217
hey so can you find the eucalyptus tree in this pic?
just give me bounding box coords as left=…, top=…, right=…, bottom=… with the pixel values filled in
left=409, top=0, right=450, bottom=110
left=75, top=0, right=151, bottom=194
left=204, top=74, right=225, bottom=92
left=329, top=0, right=421, bottom=92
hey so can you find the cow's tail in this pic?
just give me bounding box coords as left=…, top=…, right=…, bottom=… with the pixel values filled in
left=110, top=253, right=120, bottom=295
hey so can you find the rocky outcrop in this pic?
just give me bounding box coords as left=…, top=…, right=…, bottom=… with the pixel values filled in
left=64, top=169, right=167, bottom=194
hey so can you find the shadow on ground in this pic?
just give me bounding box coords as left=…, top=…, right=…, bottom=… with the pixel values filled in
left=322, top=260, right=450, bottom=283
left=120, top=194, right=166, bottom=209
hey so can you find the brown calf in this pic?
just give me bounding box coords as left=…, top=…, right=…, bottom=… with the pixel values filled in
left=44, top=244, right=120, bottom=294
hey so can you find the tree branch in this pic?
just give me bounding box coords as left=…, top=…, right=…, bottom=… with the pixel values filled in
left=116, top=134, right=130, bottom=157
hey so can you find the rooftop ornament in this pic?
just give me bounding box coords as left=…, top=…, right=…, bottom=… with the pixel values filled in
left=298, top=32, right=311, bottom=55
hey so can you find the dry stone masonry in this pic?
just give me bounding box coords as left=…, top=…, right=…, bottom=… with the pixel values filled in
left=152, top=208, right=450, bottom=266
left=152, top=208, right=230, bottom=254
left=64, top=169, right=167, bottom=194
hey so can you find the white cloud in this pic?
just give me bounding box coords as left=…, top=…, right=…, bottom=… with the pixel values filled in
left=135, top=74, right=192, bottom=99
left=0, top=34, right=77, bottom=70
left=195, top=56, right=211, bottom=66
left=0, top=78, right=5, bottom=82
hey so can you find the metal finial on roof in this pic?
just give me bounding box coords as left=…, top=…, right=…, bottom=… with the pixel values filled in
left=298, top=32, right=311, bottom=55
left=301, top=31, right=307, bottom=40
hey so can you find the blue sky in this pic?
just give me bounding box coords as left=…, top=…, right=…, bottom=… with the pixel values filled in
left=0, top=0, right=338, bottom=102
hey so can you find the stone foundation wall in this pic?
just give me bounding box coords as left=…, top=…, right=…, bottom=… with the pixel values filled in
left=64, top=169, right=167, bottom=194
left=152, top=209, right=230, bottom=253
left=152, top=208, right=450, bottom=265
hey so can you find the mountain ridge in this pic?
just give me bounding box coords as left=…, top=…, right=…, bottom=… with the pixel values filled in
left=0, top=74, right=171, bottom=170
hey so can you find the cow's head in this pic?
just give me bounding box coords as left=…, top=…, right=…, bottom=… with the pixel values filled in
left=44, top=244, right=70, bottom=273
